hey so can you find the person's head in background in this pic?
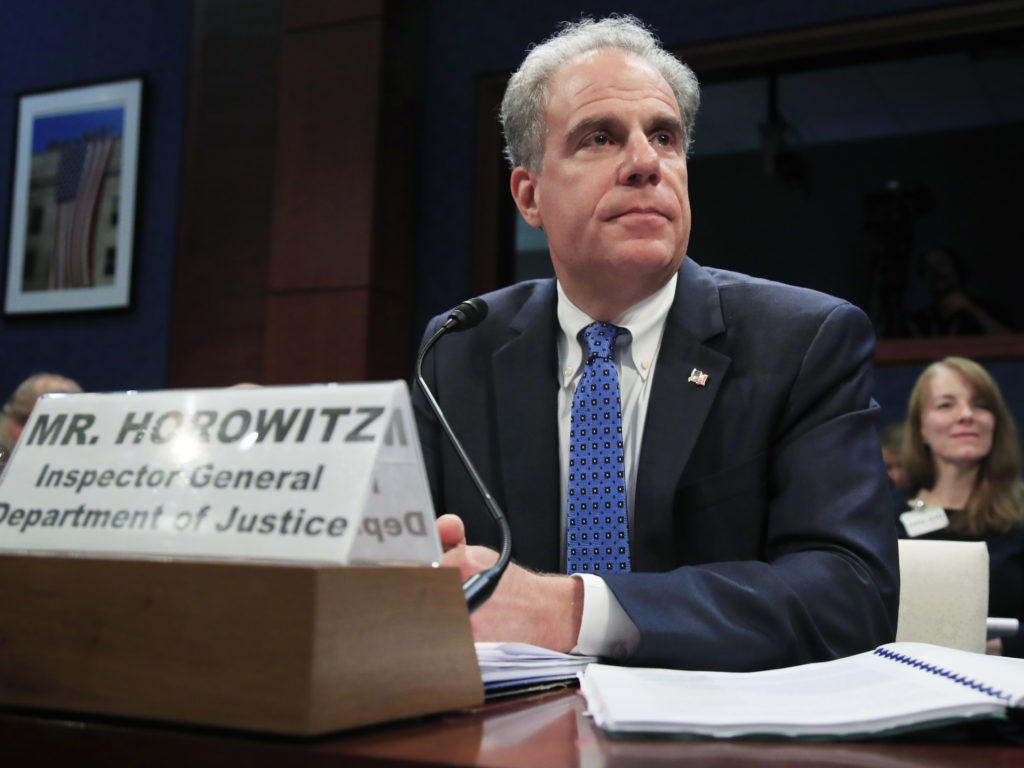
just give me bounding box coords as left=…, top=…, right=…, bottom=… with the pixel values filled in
left=0, top=372, right=83, bottom=451
left=902, top=356, right=1023, bottom=534
left=916, top=245, right=967, bottom=302
left=879, top=422, right=909, bottom=488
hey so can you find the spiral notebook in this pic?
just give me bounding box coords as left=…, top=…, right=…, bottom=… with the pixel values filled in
left=579, top=641, right=1024, bottom=739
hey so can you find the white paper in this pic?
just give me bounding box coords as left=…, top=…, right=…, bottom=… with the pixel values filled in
left=476, top=642, right=597, bottom=691
left=579, top=642, right=1024, bottom=738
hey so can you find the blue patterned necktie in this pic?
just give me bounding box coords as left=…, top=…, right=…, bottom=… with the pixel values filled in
left=567, top=322, right=631, bottom=574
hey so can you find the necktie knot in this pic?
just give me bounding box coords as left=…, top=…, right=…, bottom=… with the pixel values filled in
left=581, top=322, right=624, bottom=363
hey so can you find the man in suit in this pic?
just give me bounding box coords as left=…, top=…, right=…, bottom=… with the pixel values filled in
left=414, top=15, right=899, bottom=671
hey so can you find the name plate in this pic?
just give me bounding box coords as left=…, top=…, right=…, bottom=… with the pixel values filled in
left=0, top=381, right=440, bottom=565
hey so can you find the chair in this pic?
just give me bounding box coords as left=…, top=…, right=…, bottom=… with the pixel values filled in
left=895, top=539, right=988, bottom=653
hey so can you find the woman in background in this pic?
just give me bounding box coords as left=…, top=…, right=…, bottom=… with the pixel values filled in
left=899, top=356, right=1024, bottom=656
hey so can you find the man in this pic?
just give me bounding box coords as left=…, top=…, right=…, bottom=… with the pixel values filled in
left=414, top=16, right=898, bottom=671
left=0, top=372, right=82, bottom=452
left=880, top=422, right=910, bottom=489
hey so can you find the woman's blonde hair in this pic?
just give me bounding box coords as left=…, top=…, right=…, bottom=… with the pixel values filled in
left=903, top=356, right=1024, bottom=534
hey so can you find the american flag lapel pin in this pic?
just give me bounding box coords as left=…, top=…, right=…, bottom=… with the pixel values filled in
left=688, top=368, right=709, bottom=387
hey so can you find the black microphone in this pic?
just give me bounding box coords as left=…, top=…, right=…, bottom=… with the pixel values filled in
left=415, top=298, right=512, bottom=613
left=441, top=297, right=488, bottom=332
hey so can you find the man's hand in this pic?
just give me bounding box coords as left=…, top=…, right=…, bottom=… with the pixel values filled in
left=437, top=514, right=583, bottom=652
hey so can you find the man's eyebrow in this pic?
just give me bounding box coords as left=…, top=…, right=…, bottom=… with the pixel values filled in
left=564, top=116, right=619, bottom=146
left=648, top=115, right=685, bottom=135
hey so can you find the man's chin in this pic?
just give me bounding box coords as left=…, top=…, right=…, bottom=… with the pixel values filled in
left=608, top=245, right=684, bottom=274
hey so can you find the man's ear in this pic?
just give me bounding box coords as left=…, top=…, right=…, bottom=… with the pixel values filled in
left=510, top=167, right=543, bottom=228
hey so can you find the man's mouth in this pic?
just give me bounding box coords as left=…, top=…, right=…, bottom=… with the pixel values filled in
left=610, top=207, right=666, bottom=221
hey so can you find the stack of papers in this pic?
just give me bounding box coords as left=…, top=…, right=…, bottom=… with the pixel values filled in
left=476, top=642, right=597, bottom=697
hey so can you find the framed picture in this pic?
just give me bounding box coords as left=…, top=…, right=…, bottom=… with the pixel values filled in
left=4, top=77, right=142, bottom=314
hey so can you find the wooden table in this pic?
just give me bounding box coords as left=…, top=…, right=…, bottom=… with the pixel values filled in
left=3, top=686, right=1022, bottom=766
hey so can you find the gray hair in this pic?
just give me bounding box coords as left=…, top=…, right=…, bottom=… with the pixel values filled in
left=500, top=15, right=701, bottom=171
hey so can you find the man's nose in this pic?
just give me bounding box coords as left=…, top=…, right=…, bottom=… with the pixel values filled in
left=619, top=134, right=660, bottom=186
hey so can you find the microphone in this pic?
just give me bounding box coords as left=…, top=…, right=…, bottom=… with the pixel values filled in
left=441, top=297, right=488, bottom=332
left=415, top=298, right=512, bottom=613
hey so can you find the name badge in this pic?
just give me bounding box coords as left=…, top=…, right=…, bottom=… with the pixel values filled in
left=899, top=505, right=949, bottom=538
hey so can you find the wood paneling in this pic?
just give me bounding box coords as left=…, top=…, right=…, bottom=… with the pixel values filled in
left=264, top=289, right=370, bottom=383
left=268, top=21, right=381, bottom=292
left=264, top=0, right=424, bottom=384
left=262, top=287, right=411, bottom=384
left=168, top=0, right=283, bottom=387
left=170, top=0, right=423, bottom=387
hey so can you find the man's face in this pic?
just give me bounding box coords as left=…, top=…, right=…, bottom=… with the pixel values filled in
left=511, top=49, right=691, bottom=317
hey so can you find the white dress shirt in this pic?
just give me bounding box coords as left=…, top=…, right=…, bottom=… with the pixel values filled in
left=555, top=275, right=677, bottom=659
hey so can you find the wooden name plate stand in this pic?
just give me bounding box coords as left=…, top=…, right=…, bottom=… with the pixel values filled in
left=0, top=554, right=483, bottom=735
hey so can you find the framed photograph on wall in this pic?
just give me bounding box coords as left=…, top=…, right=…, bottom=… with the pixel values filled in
left=4, top=77, right=142, bottom=314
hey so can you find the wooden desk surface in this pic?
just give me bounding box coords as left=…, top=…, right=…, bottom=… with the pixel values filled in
left=3, top=686, right=1022, bottom=767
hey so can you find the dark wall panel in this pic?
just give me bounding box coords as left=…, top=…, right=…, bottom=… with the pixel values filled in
left=168, top=0, right=283, bottom=388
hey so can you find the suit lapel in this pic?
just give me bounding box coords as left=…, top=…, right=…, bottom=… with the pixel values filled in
left=492, top=283, right=562, bottom=571
left=633, top=259, right=731, bottom=570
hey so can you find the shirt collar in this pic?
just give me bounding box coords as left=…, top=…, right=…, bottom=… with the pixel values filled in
left=556, top=273, right=678, bottom=387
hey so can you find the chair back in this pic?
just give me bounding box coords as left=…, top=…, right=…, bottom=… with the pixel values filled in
left=896, top=538, right=988, bottom=653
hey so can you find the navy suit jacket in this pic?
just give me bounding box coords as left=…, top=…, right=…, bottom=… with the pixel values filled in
left=413, top=258, right=899, bottom=670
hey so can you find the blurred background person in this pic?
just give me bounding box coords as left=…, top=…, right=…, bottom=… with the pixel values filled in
left=880, top=421, right=909, bottom=489
left=898, top=357, right=1024, bottom=656
left=0, top=372, right=83, bottom=456
left=911, top=246, right=1013, bottom=336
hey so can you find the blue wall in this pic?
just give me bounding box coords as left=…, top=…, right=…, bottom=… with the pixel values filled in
left=0, top=1, right=191, bottom=399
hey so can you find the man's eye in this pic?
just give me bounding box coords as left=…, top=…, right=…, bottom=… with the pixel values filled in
left=590, top=133, right=610, bottom=146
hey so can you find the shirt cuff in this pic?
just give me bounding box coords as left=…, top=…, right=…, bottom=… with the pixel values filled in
left=569, top=573, right=640, bottom=661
